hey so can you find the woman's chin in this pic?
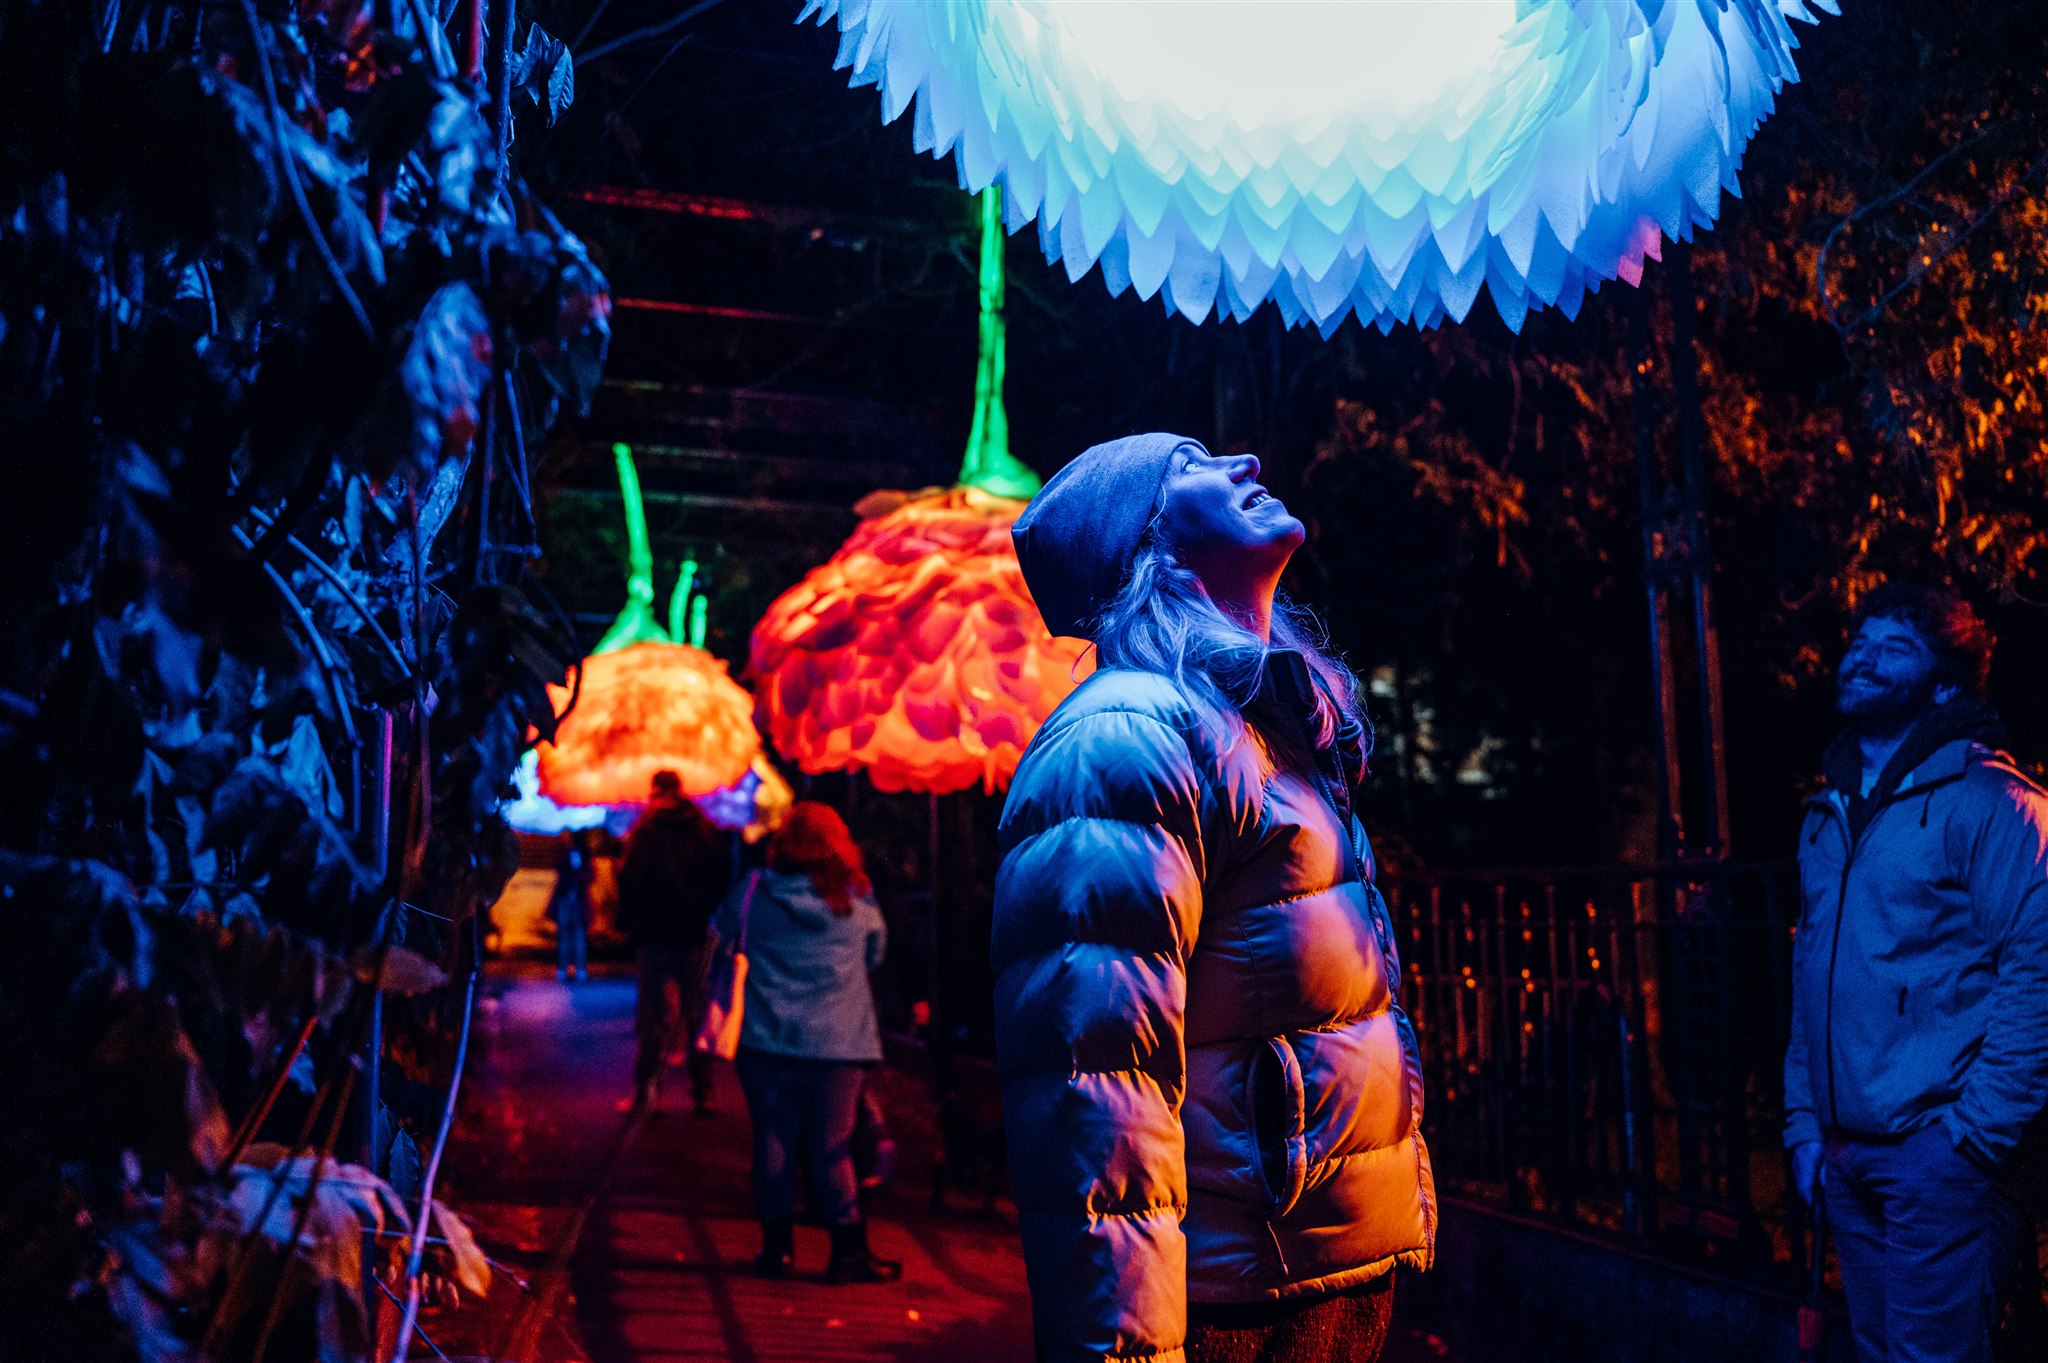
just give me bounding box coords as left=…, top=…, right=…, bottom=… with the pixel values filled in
left=1268, top=516, right=1307, bottom=551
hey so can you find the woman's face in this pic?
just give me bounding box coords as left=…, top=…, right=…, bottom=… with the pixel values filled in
left=1155, top=446, right=1305, bottom=597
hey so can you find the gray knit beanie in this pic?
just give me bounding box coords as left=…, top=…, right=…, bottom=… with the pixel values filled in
left=1011, top=432, right=1205, bottom=640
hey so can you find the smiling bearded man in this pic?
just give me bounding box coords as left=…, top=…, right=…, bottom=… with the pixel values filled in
left=1783, top=583, right=2048, bottom=1363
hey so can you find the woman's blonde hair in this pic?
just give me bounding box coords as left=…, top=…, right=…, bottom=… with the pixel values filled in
left=1088, top=533, right=1368, bottom=759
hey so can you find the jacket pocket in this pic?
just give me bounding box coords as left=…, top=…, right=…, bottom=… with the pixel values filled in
left=1249, top=1035, right=1308, bottom=1218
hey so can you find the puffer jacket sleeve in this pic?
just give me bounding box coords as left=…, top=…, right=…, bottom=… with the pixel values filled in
left=993, top=706, right=1208, bottom=1363
left=1945, top=768, right=2048, bottom=1168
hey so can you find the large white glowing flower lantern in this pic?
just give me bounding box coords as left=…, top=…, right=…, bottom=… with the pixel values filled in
left=803, top=0, right=1835, bottom=332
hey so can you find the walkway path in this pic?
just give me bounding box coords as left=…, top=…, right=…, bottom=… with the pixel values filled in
left=447, top=962, right=1031, bottom=1362
left=441, top=962, right=1451, bottom=1363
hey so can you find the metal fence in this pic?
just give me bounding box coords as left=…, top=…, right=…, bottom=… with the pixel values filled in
left=1381, top=861, right=1807, bottom=1274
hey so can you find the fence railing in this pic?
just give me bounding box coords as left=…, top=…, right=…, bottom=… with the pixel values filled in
left=1380, top=860, right=1807, bottom=1275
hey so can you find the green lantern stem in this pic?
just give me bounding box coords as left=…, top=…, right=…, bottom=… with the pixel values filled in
left=956, top=188, right=1042, bottom=500
left=668, top=557, right=698, bottom=643
left=594, top=443, right=673, bottom=654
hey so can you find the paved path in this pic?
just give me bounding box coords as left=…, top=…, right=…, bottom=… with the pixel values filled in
left=442, top=962, right=1452, bottom=1363
left=446, top=963, right=1033, bottom=1362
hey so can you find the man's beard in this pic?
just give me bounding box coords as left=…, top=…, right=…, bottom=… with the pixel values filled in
left=1837, top=669, right=1939, bottom=733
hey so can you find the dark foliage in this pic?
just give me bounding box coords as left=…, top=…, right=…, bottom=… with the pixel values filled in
left=0, top=0, right=606, bottom=1355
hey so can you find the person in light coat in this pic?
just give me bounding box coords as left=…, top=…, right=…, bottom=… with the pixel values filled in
left=716, top=801, right=899, bottom=1284
left=996, top=433, right=1434, bottom=1363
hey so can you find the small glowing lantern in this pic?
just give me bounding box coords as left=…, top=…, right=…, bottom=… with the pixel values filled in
left=537, top=640, right=759, bottom=805
left=751, top=192, right=1090, bottom=795
left=802, top=0, right=1836, bottom=332
left=535, top=444, right=763, bottom=805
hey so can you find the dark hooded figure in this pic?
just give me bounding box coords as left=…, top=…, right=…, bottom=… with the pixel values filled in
left=617, top=769, right=731, bottom=1114
left=1784, top=584, right=2048, bottom=1363
left=994, top=434, right=1434, bottom=1363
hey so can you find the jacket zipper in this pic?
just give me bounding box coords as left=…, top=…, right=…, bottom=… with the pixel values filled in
left=1281, top=684, right=1394, bottom=963
left=1820, top=796, right=1853, bottom=1132
left=1816, top=766, right=1969, bottom=1132
left=1307, top=761, right=1392, bottom=962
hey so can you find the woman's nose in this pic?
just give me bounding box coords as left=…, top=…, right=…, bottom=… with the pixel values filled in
left=1228, top=453, right=1262, bottom=481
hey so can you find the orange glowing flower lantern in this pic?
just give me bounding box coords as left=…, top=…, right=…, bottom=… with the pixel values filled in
left=535, top=445, right=763, bottom=805
left=537, top=640, right=758, bottom=805
left=750, top=191, right=1090, bottom=795
left=752, top=485, right=1089, bottom=794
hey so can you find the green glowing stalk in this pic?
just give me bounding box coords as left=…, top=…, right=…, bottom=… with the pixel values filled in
left=957, top=189, right=1042, bottom=500
left=668, top=557, right=699, bottom=643
left=688, top=593, right=709, bottom=650
left=594, top=443, right=673, bottom=654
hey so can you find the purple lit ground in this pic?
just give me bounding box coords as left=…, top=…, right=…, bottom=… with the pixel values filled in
left=438, top=962, right=1455, bottom=1362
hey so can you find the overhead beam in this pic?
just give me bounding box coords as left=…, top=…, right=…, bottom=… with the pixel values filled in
left=571, top=185, right=946, bottom=242
left=565, top=439, right=925, bottom=488
left=597, top=376, right=923, bottom=427
left=614, top=297, right=817, bottom=325
left=612, top=296, right=938, bottom=338
left=548, top=485, right=859, bottom=520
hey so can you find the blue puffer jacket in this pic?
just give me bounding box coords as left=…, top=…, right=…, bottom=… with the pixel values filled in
left=993, top=655, right=1435, bottom=1363
left=715, top=870, right=887, bottom=1064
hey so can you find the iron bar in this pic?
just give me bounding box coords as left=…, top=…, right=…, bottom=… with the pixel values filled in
left=1629, top=286, right=1685, bottom=860
left=1386, top=862, right=1797, bottom=1260
left=1667, top=239, right=1733, bottom=858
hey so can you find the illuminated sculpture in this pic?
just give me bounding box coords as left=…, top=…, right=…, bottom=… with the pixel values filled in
left=801, top=0, right=1835, bottom=332
left=501, top=750, right=613, bottom=835
left=751, top=192, right=1090, bottom=794
left=534, top=444, right=763, bottom=806
left=696, top=756, right=796, bottom=843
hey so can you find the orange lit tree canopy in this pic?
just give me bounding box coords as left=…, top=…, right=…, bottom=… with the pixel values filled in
left=751, top=485, right=1090, bottom=794
left=535, top=443, right=764, bottom=805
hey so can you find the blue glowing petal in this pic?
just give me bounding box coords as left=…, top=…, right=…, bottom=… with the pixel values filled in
left=801, top=0, right=1827, bottom=331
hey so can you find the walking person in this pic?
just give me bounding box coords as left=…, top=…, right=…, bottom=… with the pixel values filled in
left=1784, top=583, right=2048, bottom=1363
left=721, top=801, right=901, bottom=1284
left=996, top=433, right=1434, bottom=1363
left=549, top=830, right=593, bottom=983
left=617, top=769, right=730, bottom=1115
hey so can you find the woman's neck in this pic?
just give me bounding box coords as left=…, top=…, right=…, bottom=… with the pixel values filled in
left=1205, top=575, right=1279, bottom=643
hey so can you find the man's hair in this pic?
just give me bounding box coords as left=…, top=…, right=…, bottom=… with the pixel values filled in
left=1855, top=583, right=1996, bottom=697
left=650, top=769, right=682, bottom=796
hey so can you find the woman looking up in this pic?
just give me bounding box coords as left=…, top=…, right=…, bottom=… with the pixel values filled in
left=998, top=433, right=1434, bottom=1363
left=719, top=801, right=900, bottom=1284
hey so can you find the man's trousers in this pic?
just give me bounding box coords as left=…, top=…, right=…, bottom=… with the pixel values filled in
left=1825, top=1123, right=2029, bottom=1363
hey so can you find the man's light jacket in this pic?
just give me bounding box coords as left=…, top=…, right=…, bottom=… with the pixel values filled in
left=1785, top=738, right=2048, bottom=1169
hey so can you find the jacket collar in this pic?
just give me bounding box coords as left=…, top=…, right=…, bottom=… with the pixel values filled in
left=1820, top=698, right=2007, bottom=803
left=1247, top=649, right=1370, bottom=796
left=1253, top=648, right=1318, bottom=717
left=1807, top=737, right=1997, bottom=829
left=1892, top=739, right=1979, bottom=799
